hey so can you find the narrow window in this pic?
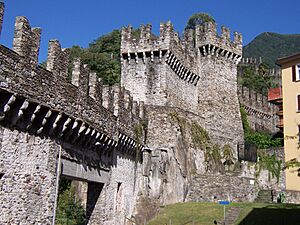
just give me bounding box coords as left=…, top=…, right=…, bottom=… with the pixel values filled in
left=298, top=125, right=300, bottom=143
left=297, top=94, right=300, bottom=111
left=292, top=65, right=296, bottom=81
left=292, top=64, right=300, bottom=82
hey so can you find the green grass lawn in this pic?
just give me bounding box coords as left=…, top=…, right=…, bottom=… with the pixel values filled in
left=148, top=202, right=300, bottom=225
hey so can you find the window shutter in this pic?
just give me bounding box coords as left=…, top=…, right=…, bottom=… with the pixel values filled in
left=292, top=65, right=296, bottom=81
left=298, top=95, right=300, bottom=111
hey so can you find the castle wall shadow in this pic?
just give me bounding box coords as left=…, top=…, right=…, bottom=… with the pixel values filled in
left=238, top=205, right=300, bottom=225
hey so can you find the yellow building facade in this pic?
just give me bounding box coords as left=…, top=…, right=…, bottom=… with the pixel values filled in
left=277, top=53, right=300, bottom=191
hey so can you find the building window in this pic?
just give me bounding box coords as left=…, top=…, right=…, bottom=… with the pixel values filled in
left=297, top=94, right=300, bottom=111
left=298, top=125, right=300, bottom=143
left=292, top=64, right=300, bottom=81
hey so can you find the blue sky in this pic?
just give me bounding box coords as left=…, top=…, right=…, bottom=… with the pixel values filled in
left=1, top=0, right=299, bottom=62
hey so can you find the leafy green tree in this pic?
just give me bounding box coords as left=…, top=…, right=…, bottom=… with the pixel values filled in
left=68, top=30, right=121, bottom=85
left=185, top=12, right=215, bottom=30
left=68, top=29, right=141, bottom=86
left=245, top=131, right=282, bottom=149
left=238, top=65, right=276, bottom=95
left=89, top=30, right=121, bottom=56
left=56, top=180, right=86, bottom=225
left=240, top=106, right=282, bottom=149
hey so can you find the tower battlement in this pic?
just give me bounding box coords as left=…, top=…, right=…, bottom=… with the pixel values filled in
left=121, top=21, right=243, bottom=66
left=121, top=21, right=175, bottom=54
left=0, top=2, right=4, bottom=37
left=195, top=22, right=242, bottom=59
left=121, top=21, right=243, bottom=107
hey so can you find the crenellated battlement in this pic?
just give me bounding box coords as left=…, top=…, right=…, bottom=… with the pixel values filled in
left=0, top=2, right=4, bottom=37
left=239, top=57, right=262, bottom=65
left=12, top=16, right=42, bottom=67
left=238, top=56, right=282, bottom=86
left=195, top=22, right=242, bottom=60
left=121, top=21, right=243, bottom=68
left=238, top=85, right=276, bottom=114
left=121, top=21, right=175, bottom=54
left=238, top=85, right=278, bottom=132
left=0, top=11, right=145, bottom=157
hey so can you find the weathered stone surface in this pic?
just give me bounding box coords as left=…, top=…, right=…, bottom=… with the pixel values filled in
left=121, top=20, right=244, bottom=154
left=86, top=153, right=142, bottom=225
left=0, top=127, right=58, bottom=224
left=238, top=85, right=279, bottom=133
left=121, top=20, right=245, bottom=204
left=0, top=2, right=4, bottom=37
left=0, top=5, right=145, bottom=224
left=140, top=106, right=207, bottom=204
left=186, top=173, right=256, bottom=202
left=285, top=190, right=300, bottom=204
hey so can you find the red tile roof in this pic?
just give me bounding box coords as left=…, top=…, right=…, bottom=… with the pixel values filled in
left=268, top=87, right=282, bottom=102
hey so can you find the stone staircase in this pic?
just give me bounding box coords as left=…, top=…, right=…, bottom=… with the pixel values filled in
left=223, top=206, right=241, bottom=225
left=255, top=190, right=274, bottom=203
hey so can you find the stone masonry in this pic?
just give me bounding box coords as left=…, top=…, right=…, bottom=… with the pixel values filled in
left=121, top=22, right=244, bottom=152
left=238, top=85, right=279, bottom=133
left=121, top=20, right=245, bottom=204
left=0, top=4, right=145, bottom=224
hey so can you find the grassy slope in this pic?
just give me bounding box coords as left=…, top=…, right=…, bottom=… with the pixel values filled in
left=148, top=202, right=300, bottom=225
left=243, top=33, right=300, bottom=68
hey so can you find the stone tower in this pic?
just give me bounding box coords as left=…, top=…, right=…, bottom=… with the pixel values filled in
left=120, top=21, right=244, bottom=204
left=195, top=22, right=243, bottom=149
left=121, top=21, right=243, bottom=152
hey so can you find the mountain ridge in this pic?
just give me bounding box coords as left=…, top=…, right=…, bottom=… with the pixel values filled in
left=243, top=32, right=300, bottom=67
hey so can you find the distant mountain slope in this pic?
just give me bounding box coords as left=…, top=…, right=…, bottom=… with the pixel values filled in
left=243, top=32, right=300, bottom=67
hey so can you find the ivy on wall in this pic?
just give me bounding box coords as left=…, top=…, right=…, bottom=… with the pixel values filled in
left=255, top=150, right=282, bottom=183
left=240, top=105, right=282, bottom=149
left=240, top=106, right=283, bottom=182
left=283, top=158, right=300, bottom=177
left=133, top=120, right=147, bottom=162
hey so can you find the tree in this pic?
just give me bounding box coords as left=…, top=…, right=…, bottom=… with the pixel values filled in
left=56, top=180, right=86, bottom=225
left=240, top=106, right=282, bottom=149
left=185, top=12, right=215, bottom=30
left=238, top=66, right=276, bottom=95
left=68, top=30, right=121, bottom=85
left=68, top=28, right=141, bottom=86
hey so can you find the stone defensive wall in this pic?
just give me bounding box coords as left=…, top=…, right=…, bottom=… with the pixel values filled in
left=238, top=57, right=282, bottom=86
left=0, top=12, right=144, bottom=159
left=0, top=3, right=145, bottom=224
left=187, top=147, right=286, bottom=203
left=239, top=57, right=262, bottom=66
left=238, top=85, right=278, bottom=132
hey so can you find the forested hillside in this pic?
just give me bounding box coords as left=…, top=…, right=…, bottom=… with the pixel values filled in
left=243, top=32, right=300, bottom=67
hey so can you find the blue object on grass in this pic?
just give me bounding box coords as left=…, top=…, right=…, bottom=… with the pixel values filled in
left=218, top=200, right=230, bottom=205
